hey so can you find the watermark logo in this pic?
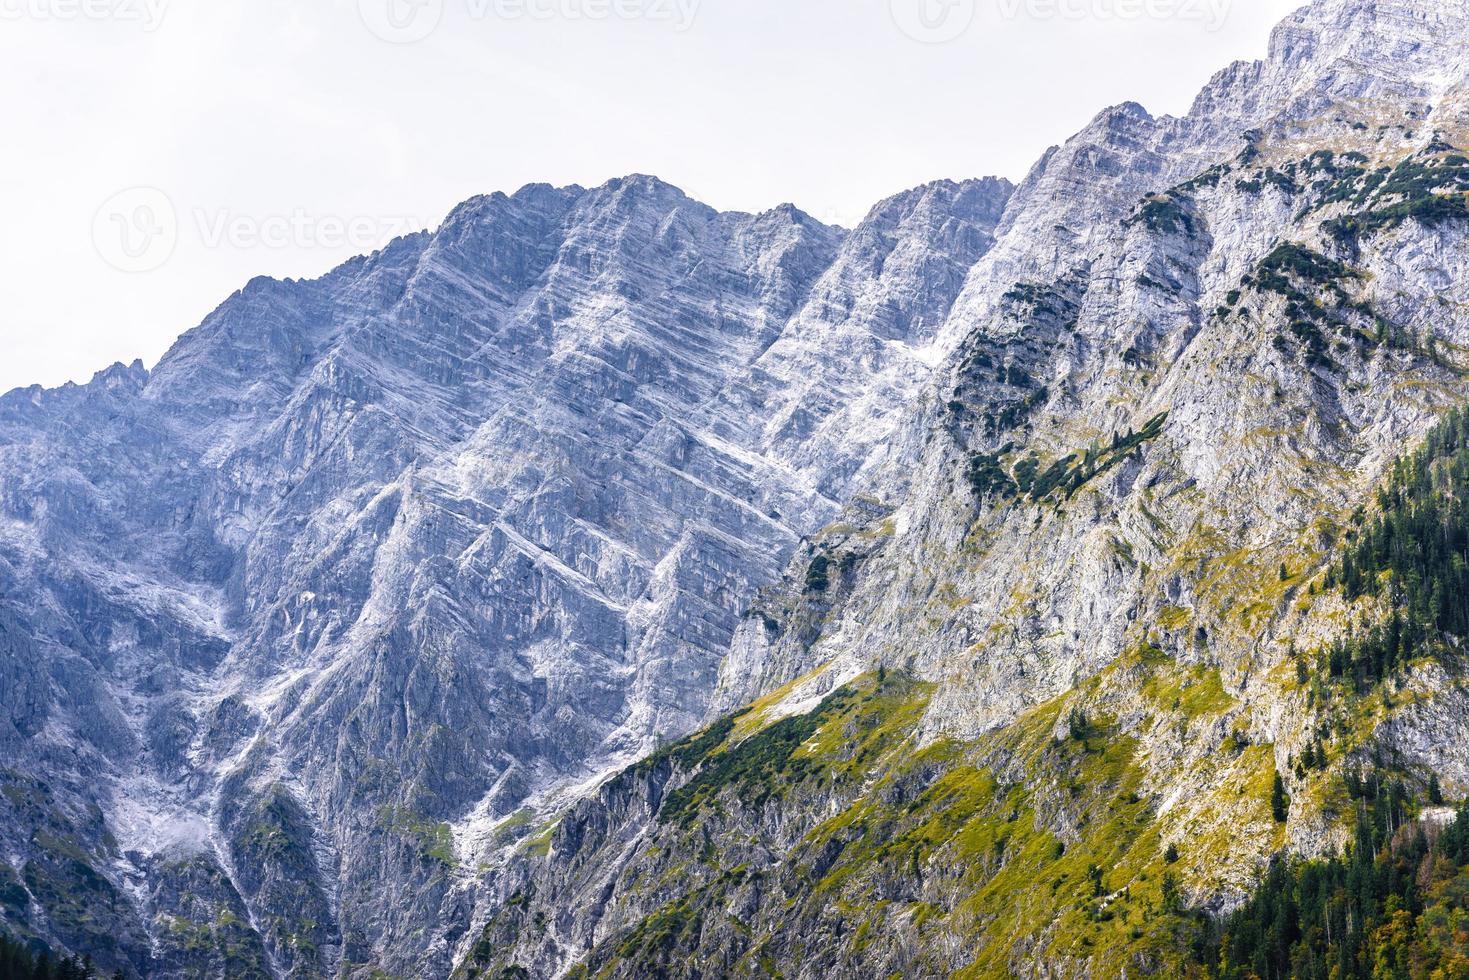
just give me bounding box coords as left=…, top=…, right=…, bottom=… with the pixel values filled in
left=93, top=187, right=178, bottom=274
left=359, top=0, right=701, bottom=43
left=890, top=0, right=976, bottom=44
left=0, top=0, right=170, bottom=30
left=358, top=0, right=444, bottom=44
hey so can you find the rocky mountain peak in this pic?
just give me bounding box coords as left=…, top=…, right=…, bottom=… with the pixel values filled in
left=5, top=1, right=1469, bottom=977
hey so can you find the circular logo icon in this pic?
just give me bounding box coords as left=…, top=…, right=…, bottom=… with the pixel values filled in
left=92, top=187, right=178, bottom=274
left=358, top=0, right=445, bottom=44
left=890, top=0, right=976, bottom=43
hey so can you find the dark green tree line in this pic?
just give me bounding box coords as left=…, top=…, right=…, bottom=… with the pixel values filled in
left=1321, top=406, right=1469, bottom=689
left=0, top=933, right=115, bottom=980
left=1203, top=783, right=1468, bottom=979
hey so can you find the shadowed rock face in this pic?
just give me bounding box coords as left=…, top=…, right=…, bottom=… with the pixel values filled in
left=0, top=165, right=1011, bottom=975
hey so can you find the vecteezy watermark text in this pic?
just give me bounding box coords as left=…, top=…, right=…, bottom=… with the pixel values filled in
left=890, top=0, right=1231, bottom=43
left=997, top=0, right=1232, bottom=30
left=0, top=0, right=169, bottom=30
left=92, top=187, right=424, bottom=274
left=358, top=0, right=700, bottom=43
left=194, top=208, right=421, bottom=251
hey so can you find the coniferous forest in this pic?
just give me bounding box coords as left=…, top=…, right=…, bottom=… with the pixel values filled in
left=1204, top=793, right=1469, bottom=979
left=1203, top=407, right=1469, bottom=978
left=0, top=933, right=114, bottom=980
left=1322, top=406, right=1469, bottom=690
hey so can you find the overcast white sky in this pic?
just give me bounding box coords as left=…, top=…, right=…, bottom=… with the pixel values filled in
left=0, top=0, right=1306, bottom=394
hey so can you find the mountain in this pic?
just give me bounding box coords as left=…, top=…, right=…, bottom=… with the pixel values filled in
left=4, top=0, right=1469, bottom=977
left=0, top=166, right=1011, bottom=976
left=457, top=0, right=1469, bottom=976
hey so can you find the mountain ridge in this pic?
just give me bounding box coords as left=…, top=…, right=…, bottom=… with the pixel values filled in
left=6, top=0, right=1469, bottom=976
left=0, top=161, right=1016, bottom=977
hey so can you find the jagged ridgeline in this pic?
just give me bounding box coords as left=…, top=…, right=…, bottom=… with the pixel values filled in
left=11, top=1, right=1469, bottom=976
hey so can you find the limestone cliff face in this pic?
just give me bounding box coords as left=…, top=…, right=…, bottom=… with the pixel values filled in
left=6, top=1, right=1469, bottom=978
left=0, top=166, right=1010, bottom=976
left=721, top=0, right=1469, bottom=748
left=461, top=1, right=1469, bottom=976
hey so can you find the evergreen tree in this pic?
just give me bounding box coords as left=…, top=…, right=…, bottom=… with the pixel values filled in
left=1161, top=872, right=1183, bottom=913
left=1271, top=773, right=1291, bottom=823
